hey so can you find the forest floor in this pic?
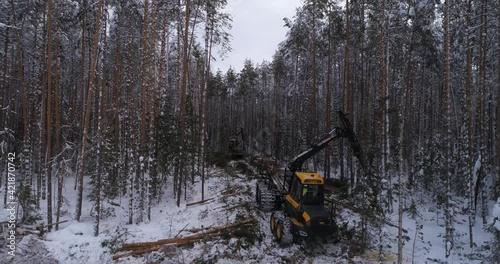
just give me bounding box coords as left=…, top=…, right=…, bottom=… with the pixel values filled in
left=0, top=158, right=496, bottom=263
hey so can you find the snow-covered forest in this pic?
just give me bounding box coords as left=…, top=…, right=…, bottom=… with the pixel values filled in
left=1, top=0, right=500, bottom=263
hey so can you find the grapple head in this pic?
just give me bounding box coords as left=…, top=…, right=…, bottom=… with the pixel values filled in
left=337, top=110, right=364, bottom=169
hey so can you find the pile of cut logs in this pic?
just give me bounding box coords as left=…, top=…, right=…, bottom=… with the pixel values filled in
left=1, top=220, right=68, bottom=242
left=112, top=219, right=254, bottom=260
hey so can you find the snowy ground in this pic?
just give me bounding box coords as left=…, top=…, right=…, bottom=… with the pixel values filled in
left=384, top=199, right=494, bottom=264
left=0, top=161, right=496, bottom=263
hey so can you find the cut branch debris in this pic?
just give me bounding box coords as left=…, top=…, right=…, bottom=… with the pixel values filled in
left=186, top=185, right=244, bottom=207
left=185, top=224, right=215, bottom=233
left=44, top=220, right=68, bottom=228
left=174, top=223, right=189, bottom=238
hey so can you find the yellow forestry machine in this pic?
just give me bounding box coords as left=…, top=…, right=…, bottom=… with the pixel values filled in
left=255, top=110, right=365, bottom=244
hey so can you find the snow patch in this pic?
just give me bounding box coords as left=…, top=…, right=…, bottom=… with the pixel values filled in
left=44, top=222, right=107, bottom=264
left=493, top=198, right=500, bottom=232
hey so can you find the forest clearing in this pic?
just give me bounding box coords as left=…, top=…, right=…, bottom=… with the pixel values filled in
left=0, top=158, right=494, bottom=263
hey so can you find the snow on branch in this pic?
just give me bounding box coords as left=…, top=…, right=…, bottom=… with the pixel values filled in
left=0, top=22, right=21, bottom=30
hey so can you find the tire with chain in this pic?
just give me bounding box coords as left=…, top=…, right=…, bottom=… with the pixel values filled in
left=270, top=212, right=277, bottom=235
left=272, top=211, right=292, bottom=245
left=256, top=182, right=262, bottom=205
left=255, top=181, right=276, bottom=211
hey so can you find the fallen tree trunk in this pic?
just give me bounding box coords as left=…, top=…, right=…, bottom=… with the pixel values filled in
left=116, top=219, right=254, bottom=252
left=15, top=220, right=69, bottom=237
left=112, top=221, right=253, bottom=261
left=20, top=220, right=68, bottom=231
left=16, top=229, right=41, bottom=236
left=186, top=197, right=215, bottom=207
left=112, top=238, right=199, bottom=260
left=44, top=220, right=68, bottom=228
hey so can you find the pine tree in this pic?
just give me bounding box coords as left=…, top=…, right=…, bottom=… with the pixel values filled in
left=443, top=0, right=454, bottom=257
left=45, top=0, right=54, bottom=231
left=176, top=0, right=192, bottom=207
left=54, top=0, right=63, bottom=231
left=76, top=0, right=104, bottom=222
left=465, top=0, right=475, bottom=249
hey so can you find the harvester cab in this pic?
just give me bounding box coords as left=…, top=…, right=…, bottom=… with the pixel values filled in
left=257, top=110, right=365, bottom=244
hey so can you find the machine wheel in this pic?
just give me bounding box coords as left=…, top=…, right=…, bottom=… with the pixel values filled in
left=276, top=221, right=283, bottom=242
left=270, top=212, right=277, bottom=235
left=271, top=211, right=292, bottom=245
left=256, top=182, right=276, bottom=211
left=275, top=219, right=292, bottom=246
left=256, top=183, right=262, bottom=205
left=329, top=220, right=340, bottom=243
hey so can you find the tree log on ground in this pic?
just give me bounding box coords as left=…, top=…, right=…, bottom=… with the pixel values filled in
left=112, top=220, right=254, bottom=260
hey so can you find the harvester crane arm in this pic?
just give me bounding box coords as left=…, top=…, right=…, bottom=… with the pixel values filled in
left=288, top=110, right=366, bottom=173
left=288, top=128, right=343, bottom=173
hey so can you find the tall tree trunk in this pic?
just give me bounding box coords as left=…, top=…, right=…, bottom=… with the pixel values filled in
left=384, top=25, right=391, bottom=213
left=0, top=26, right=8, bottom=144
left=177, top=0, right=191, bottom=207
left=444, top=0, right=454, bottom=257
left=311, top=1, right=318, bottom=146
left=173, top=0, right=182, bottom=200
left=397, top=66, right=407, bottom=264
left=379, top=0, right=390, bottom=211
left=138, top=0, right=150, bottom=223
left=1, top=23, right=9, bottom=208
left=200, top=4, right=209, bottom=202
left=112, top=46, right=121, bottom=150
left=94, top=2, right=108, bottom=235
left=76, top=0, right=87, bottom=191
left=466, top=0, right=475, bottom=248
left=45, top=0, right=54, bottom=232
left=94, top=51, right=104, bottom=237
left=110, top=43, right=121, bottom=199
left=200, top=2, right=214, bottom=201
left=10, top=0, right=32, bottom=213
left=344, top=0, right=353, bottom=189
left=76, top=0, right=104, bottom=222
left=126, top=23, right=136, bottom=225
left=148, top=0, right=158, bottom=221
left=497, top=0, right=500, bottom=200
left=10, top=0, right=28, bottom=141
left=158, top=13, right=168, bottom=115
left=39, top=11, right=47, bottom=207
left=54, top=1, right=63, bottom=231
left=479, top=0, right=488, bottom=225
left=325, top=28, right=333, bottom=179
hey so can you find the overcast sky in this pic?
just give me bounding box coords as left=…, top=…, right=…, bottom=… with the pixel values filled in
left=211, top=0, right=302, bottom=73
